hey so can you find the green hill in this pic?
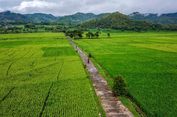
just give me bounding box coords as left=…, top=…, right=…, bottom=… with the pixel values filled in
left=0, top=11, right=30, bottom=23
left=1, top=11, right=177, bottom=31
left=81, top=12, right=153, bottom=31
left=129, top=12, right=177, bottom=24
left=0, top=11, right=57, bottom=23
left=25, top=13, right=57, bottom=23
left=57, top=12, right=110, bottom=25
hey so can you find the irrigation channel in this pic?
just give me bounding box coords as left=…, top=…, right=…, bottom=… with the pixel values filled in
left=67, top=37, right=133, bottom=117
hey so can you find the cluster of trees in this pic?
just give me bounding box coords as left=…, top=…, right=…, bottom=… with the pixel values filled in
left=0, top=23, right=66, bottom=34
left=65, top=30, right=105, bottom=39
left=86, top=31, right=100, bottom=39
left=0, top=26, right=23, bottom=33
left=162, top=24, right=177, bottom=31
left=65, top=30, right=83, bottom=39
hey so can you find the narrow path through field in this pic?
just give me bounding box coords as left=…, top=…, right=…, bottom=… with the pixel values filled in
left=67, top=37, right=133, bottom=117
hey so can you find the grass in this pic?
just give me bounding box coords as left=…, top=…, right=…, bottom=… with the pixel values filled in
left=0, top=33, right=103, bottom=117
left=119, top=96, right=141, bottom=117
left=42, top=47, right=75, bottom=57
left=75, top=31, right=177, bottom=117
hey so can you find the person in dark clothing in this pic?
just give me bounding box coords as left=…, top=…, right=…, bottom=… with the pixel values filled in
left=87, top=53, right=92, bottom=64
left=87, top=57, right=90, bottom=64
left=107, top=33, right=110, bottom=38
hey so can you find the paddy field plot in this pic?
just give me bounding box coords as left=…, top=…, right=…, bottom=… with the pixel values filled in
left=75, top=32, right=177, bottom=117
left=0, top=33, right=101, bottom=117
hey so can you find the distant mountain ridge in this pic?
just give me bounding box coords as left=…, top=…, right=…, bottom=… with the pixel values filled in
left=0, top=11, right=30, bottom=23
left=57, top=12, right=97, bottom=24
left=57, top=12, right=111, bottom=25
left=0, top=11, right=104, bottom=24
left=81, top=12, right=154, bottom=31
left=129, top=12, right=177, bottom=24
left=25, top=13, right=57, bottom=23
left=0, top=10, right=177, bottom=25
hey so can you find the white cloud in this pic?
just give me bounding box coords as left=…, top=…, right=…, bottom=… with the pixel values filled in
left=0, top=7, right=3, bottom=12
left=12, top=0, right=58, bottom=14
left=0, top=0, right=177, bottom=16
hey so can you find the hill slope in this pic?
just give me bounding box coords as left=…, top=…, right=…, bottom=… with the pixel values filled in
left=57, top=12, right=109, bottom=25
left=0, top=11, right=58, bottom=23
left=0, top=11, right=30, bottom=23
left=129, top=12, right=177, bottom=24
left=81, top=12, right=153, bottom=30
left=0, top=11, right=108, bottom=24
left=25, top=13, right=57, bottom=23
left=1, top=11, right=177, bottom=26
left=57, top=12, right=96, bottom=24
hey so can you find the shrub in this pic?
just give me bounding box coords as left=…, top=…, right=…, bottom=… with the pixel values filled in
left=113, top=76, right=128, bottom=96
left=88, top=53, right=92, bottom=58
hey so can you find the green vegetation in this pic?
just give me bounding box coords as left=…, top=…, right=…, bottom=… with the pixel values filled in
left=1, top=7, right=177, bottom=117
left=42, top=47, right=75, bottom=57
left=86, top=31, right=100, bottom=39
left=112, top=76, right=128, bottom=96
left=1, top=11, right=177, bottom=26
left=81, top=12, right=177, bottom=31
left=75, top=31, right=177, bottom=116
left=65, top=30, right=84, bottom=39
left=119, top=97, right=141, bottom=117
left=0, top=24, right=66, bottom=34
left=0, top=33, right=103, bottom=117
left=1, top=11, right=177, bottom=34
left=129, top=12, right=177, bottom=25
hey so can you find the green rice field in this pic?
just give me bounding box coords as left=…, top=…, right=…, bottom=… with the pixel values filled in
left=75, top=32, right=177, bottom=117
left=0, top=33, right=102, bottom=117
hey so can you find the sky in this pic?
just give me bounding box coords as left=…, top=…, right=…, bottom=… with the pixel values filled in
left=0, top=0, right=177, bottom=16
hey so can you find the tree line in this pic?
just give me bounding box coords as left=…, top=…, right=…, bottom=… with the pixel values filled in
left=65, top=30, right=110, bottom=39
left=0, top=23, right=66, bottom=34
left=1, top=21, right=177, bottom=34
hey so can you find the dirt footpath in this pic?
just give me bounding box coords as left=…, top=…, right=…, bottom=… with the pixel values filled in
left=68, top=37, right=133, bottom=117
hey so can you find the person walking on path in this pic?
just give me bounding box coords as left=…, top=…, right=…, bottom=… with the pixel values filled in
left=87, top=57, right=90, bottom=64
left=88, top=53, right=92, bottom=64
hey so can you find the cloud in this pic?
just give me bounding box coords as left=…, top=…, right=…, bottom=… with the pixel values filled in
left=0, top=0, right=177, bottom=16
left=12, top=0, right=58, bottom=14
left=0, top=7, right=3, bottom=12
